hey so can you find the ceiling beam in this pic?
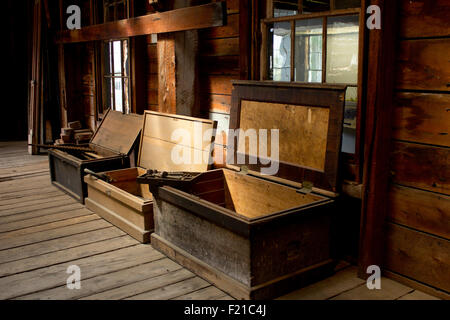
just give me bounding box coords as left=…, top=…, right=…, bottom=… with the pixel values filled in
left=56, top=2, right=226, bottom=44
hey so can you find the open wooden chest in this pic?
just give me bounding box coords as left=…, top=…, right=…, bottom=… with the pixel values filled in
left=84, top=111, right=216, bottom=243
left=48, top=110, right=142, bottom=203
left=150, top=81, right=347, bottom=300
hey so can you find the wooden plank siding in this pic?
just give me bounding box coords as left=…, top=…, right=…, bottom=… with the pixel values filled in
left=197, top=0, right=241, bottom=165
left=385, top=0, right=450, bottom=297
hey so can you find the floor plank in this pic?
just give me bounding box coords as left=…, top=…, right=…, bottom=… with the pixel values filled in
left=18, top=258, right=183, bottom=300
left=0, top=208, right=94, bottom=233
left=0, top=235, right=134, bottom=277
left=331, top=278, right=413, bottom=300
left=0, top=203, right=86, bottom=225
left=0, top=190, right=62, bottom=207
left=173, top=286, right=228, bottom=300
left=0, top=196, right=80, bottom=217
left=0, top=244, right=161, bottom=299
left=0, top=227, right=125, bottom=264
left=277, top=266, right=365, bottom=300
left=0, top=214, right=100, bottom=240
left=126, top=276, right=210, bottom=300
left=398, top=290, right=440, bottom=300
left=0, top=219, right=112, bottom=251
left=83, top=268, right=195, bottom=300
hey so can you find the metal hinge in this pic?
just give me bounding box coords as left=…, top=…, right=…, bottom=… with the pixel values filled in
left=298, top=181, right=313, bottom=194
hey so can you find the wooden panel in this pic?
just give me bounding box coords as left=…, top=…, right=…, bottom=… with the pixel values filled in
left=201, top=94, right=232, bottom=113
left=56, top=3, right=226, bottom=43
left=388, top=184, right=450, bottom=240
left=222, top=170, right=323, bottom=218
left=200, top=38, right=240, bottom=56
left=393, top=93, right=450, bottom=147
left=385, top=223, right=450, bottom=293
left=200, top=13, right=239, bottom=39
left=239, top=100, right=330, bottom=171
left=399, top=0, right=450, bottom=38
left=390, top=141, right=450, bottom=195
left=200, top=75, right=234, bottom=95
left=138, top=111, right=216, bottom=171
left=90, top=110, right=143, bottom=155
left=199, top=56, right=239, bottom=75
left=141, top=111, right=216, bottom=152
left=396, top=39, right=450, bottom=91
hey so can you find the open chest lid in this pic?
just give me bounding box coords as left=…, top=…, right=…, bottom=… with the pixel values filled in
left=90, top=109, right=143, bottom=155
left=228, top=80, right=346, bottom=195
left=137, top=111, right=217, bottom=172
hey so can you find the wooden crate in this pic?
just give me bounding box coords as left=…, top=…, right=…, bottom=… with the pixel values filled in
left=48, top=110, right=142, bottom=203
left=150, top=81, right=347, bottom=299
left=84, top=111, right=217, bottom=243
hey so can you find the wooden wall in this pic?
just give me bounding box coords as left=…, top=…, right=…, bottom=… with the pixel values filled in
left=384, top=0, right=450, bottom=297
left=198, top=0, right=240, bottom=148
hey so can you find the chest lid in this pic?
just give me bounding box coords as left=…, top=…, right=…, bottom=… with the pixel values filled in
left=138, top=111, right=216, bottom=172
left=90, top=109, right=143, bottom=155
left=229, top=80, right=346, bottom=194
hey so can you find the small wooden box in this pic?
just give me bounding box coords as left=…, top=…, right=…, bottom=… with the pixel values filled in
left=48, top=110, right=142, bottom=203
left=150, top=81, right=346, bottom=299
left=84, top=111, right=216, bottom=243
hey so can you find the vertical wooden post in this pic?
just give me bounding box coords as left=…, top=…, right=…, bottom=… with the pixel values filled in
left=29, top=0, right=42, bottom=155
left=358, top=0, right=399, bottom=279
left=157, top=0, right=199, bottom=116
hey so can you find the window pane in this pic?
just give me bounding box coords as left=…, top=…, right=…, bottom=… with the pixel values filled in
left=268, top=22, right=291, bottom=82
left=326, top=15, right=359, bottom=84
left=113, top=40, right=122, bottom=75
left=114, top=78, right=123, bottom=112
left=103, top=77, right=113, bottom=110
left=274, top=0, right=298, bottom=17
left=294, top=18, right=323, bottom=83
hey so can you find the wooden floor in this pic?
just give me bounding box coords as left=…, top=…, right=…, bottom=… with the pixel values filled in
left=0, top=141, right=439, bottom=300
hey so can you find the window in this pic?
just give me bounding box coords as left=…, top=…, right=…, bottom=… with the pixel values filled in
left=263, top=3, right=362, bottom=155
left=98, top=0, right=131, bottom=114
left=102, top=39, right=130, bottom=114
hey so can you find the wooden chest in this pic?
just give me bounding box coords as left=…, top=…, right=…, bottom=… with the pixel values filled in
left=84, top=111, right=216, bottom=243
left=150, top=81, right=347, bottom=299
left=48, top=110, right=142, bottom=203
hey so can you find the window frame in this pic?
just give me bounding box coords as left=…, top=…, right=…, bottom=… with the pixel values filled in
left=260, top=5, right=365, bottom=183
left=101, top=38, right=131, bottom=114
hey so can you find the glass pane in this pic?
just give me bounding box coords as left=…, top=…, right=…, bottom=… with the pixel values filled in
left=342, top=87, right=358, bottom=153
left=114, top=78, right=123, bottom=112
left=326, top=15, right=359, bottom=84
left=274, top=0, right=298, bottom=17
left=294, top=18, right=323, bottom=83
left=103, top=77, right=113, bottom=110
left=268, top=22, right=291, bottom=82
left=113, top=40, right=122, bottom=75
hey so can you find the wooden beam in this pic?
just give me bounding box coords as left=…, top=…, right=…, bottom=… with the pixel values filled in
left=55, top=2, right=226, bottom=44
left=358, top=0, right=399, bottom=279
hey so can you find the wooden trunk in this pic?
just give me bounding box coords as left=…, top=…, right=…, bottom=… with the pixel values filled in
left=150, top=81, right=347, bottom=299
left=84, top=111, right=216, bottom=243
left=48, top=110, right=142, bottom=203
